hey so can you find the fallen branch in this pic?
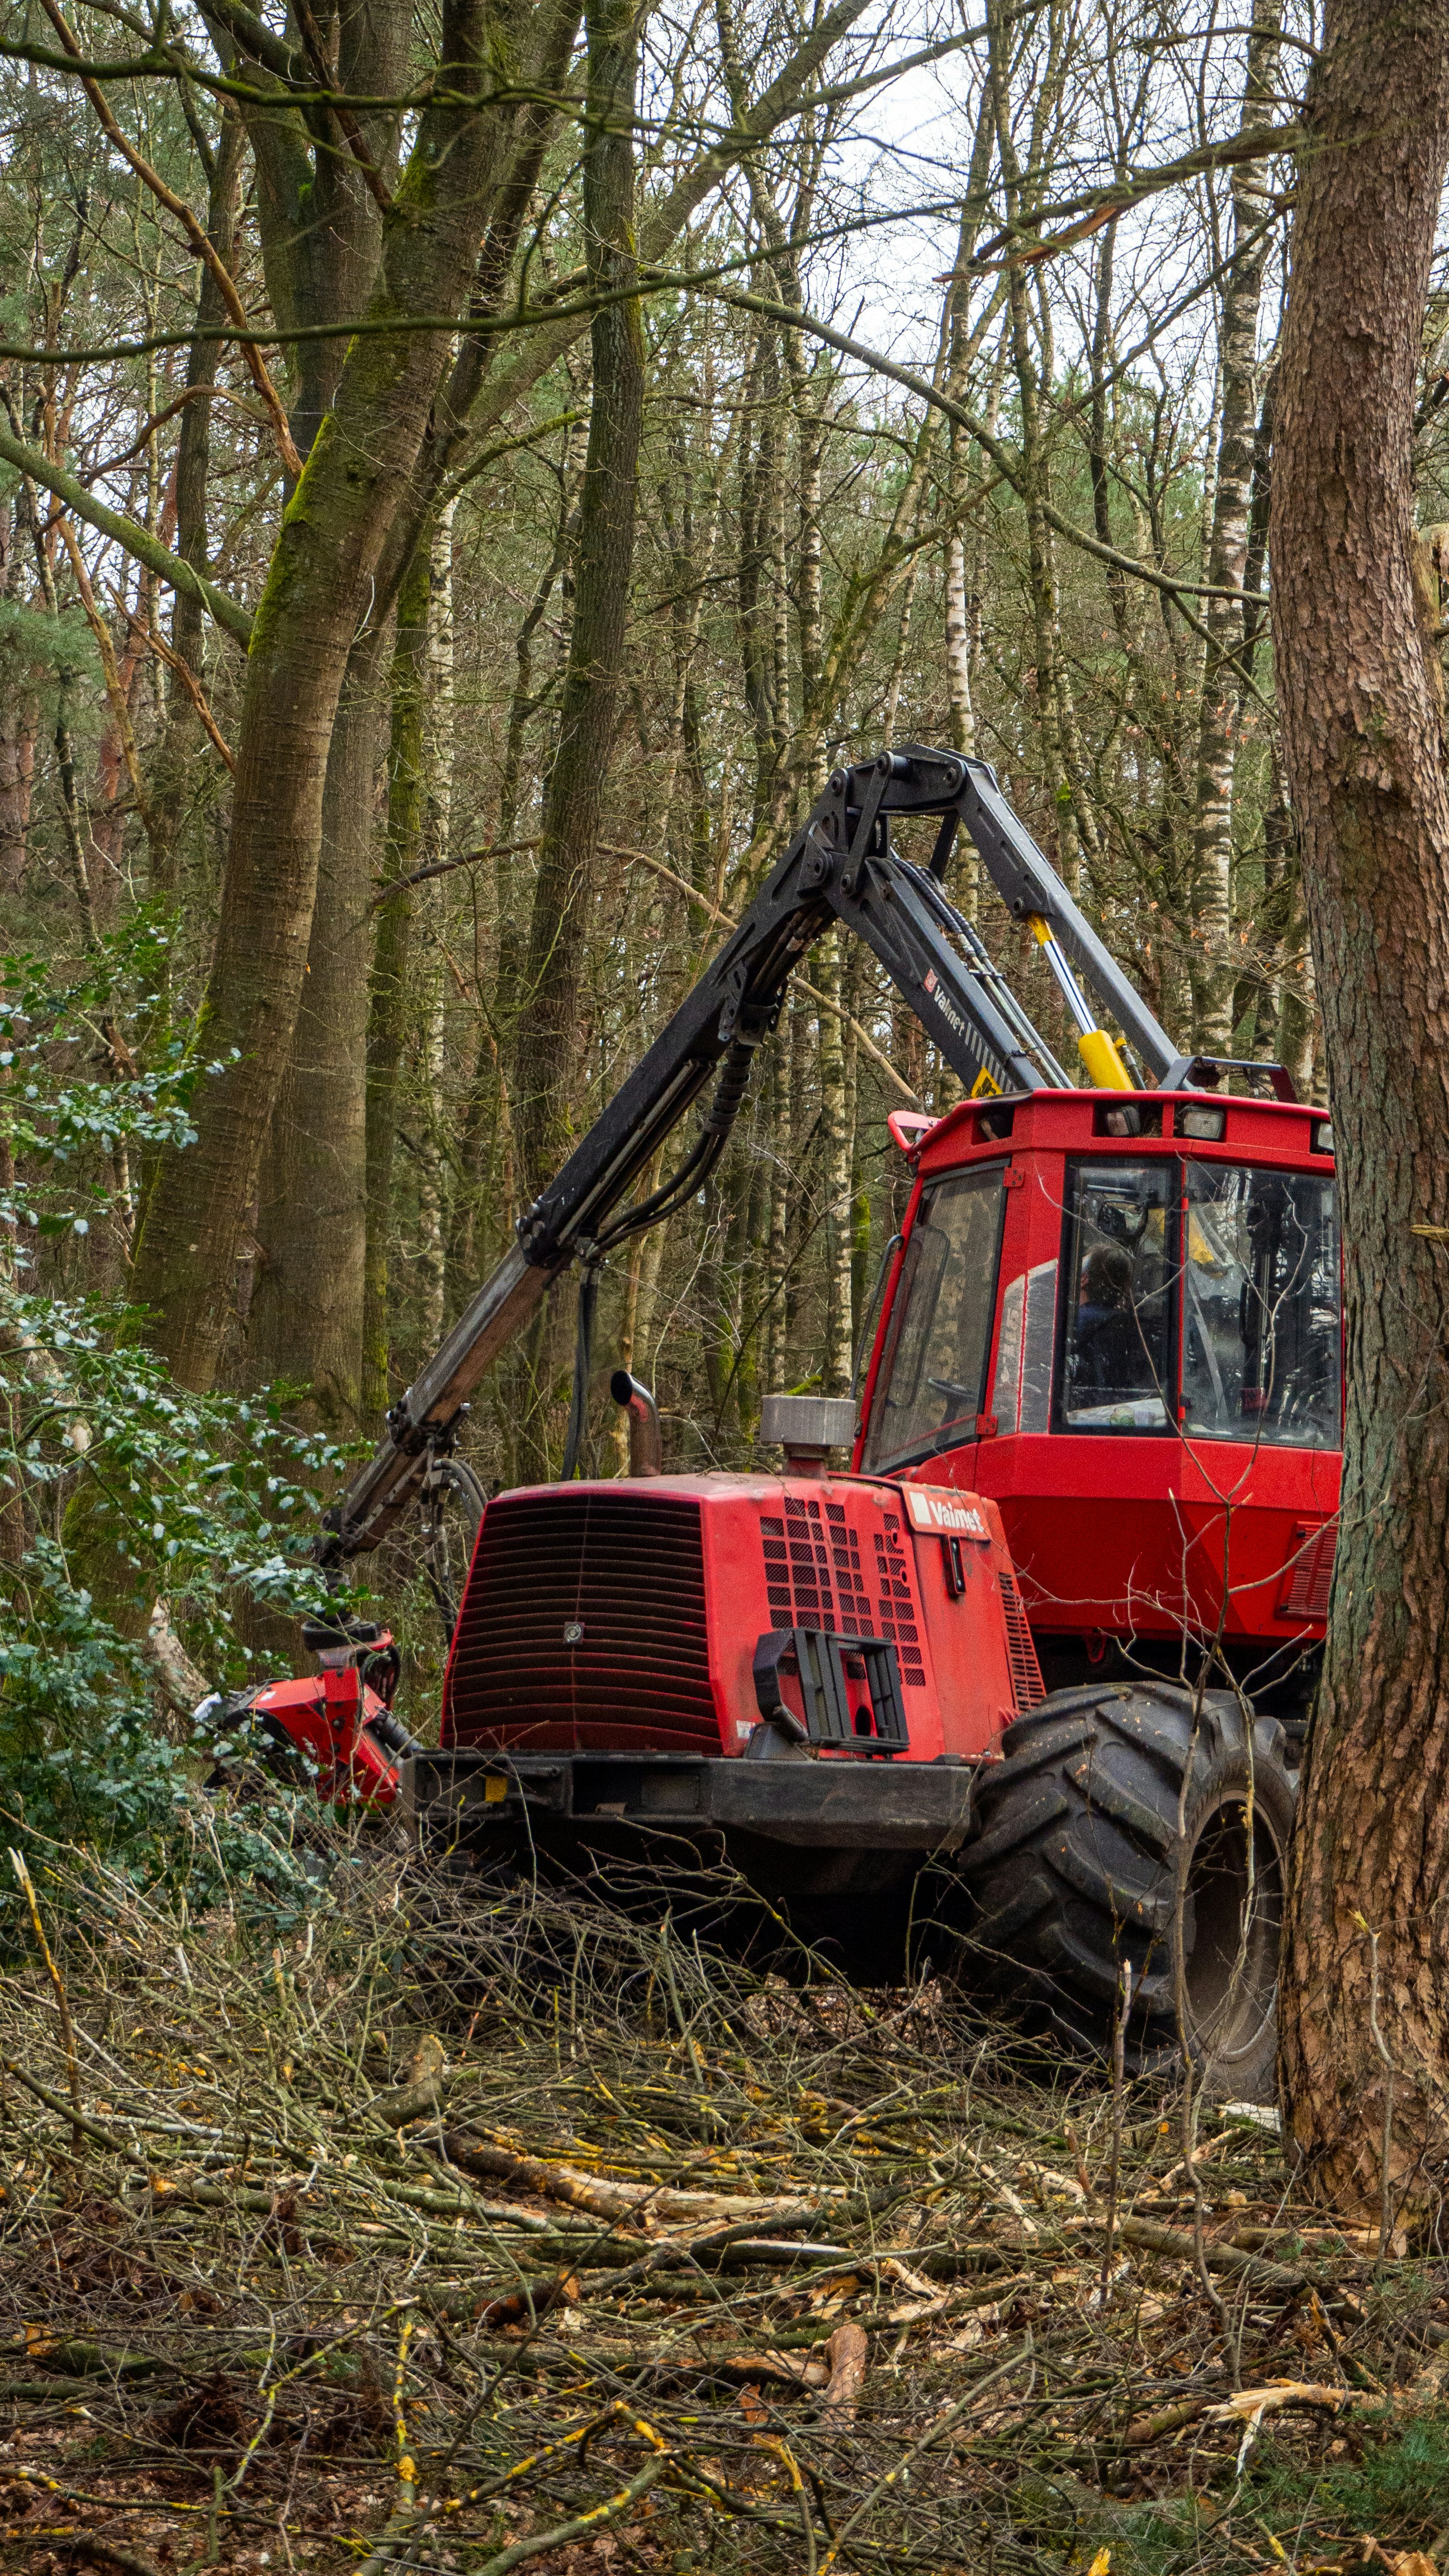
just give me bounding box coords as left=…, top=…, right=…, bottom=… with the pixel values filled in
left=821, top=2319, right=868, bottom=2422
left=1115, top=2215, right=1310, bottom=2293
left=441, top=2132, right=825, bottom=2224
left=56, top=2539, right=163, bottom=2576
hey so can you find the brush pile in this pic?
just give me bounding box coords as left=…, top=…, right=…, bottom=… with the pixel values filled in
left=2, top=1823, right=1448, bottom=2575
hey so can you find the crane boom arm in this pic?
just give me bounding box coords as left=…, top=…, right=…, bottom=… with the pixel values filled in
left=322, top=746, right=1267, bottom=1564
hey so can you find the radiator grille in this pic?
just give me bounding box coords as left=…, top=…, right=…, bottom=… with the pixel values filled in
left=1277, top=1521, right=1336, bottom=1622
left=760, top=1497, right=874, bottom=1635
left=874, top=1510, right=925, bottom=1686
left=759, top=1498, right=925, bottom=1685
left=997, top=1566, right=1045, bottom=1711
left=446, top=1491, right=718, bottom=1751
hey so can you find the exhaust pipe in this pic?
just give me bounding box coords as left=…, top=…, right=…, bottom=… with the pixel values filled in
left=609, top=1369, right=662, bottom=1477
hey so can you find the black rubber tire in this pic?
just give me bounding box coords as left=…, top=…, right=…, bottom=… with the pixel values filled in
left=959, top=1682, right=1295, bottom=2100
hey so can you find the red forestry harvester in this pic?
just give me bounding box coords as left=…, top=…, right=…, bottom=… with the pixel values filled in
left=230, top=748, right=1338, bottom=2093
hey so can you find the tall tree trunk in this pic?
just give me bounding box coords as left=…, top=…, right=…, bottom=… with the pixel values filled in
left=988, top=0, right=1079, bottom=890
left=759, top=1017, right=793, bottom=1399
left=415, top=503, right=456, bottom=1351
left=363, top=546, right=430, bottom=1422
left=1188, top=1, right=1283, bottom=1054
left=817, top=935, right=853, bottom=1397
left=229, top=3, right=411, bottom=1415
left=128, top=6, right=520, bottom=1391
left=244, top=622, right=385, bottom=1431
left=368, top=0, right=868, bottom=638
left=450, top=457, right=580, bottom=1300
left=1273, top=0, right=1449, bottom=2219
left=943, top=532, right=976, bottom=760
left=149, top=102, right=245, bottom=893
left=514, top=0, right=646, bottom=1201
left=0, top=503, right=35, bottom=896
left=735, top=332, right=781, bottom=821
left=241, top=2, right=409, bottom=471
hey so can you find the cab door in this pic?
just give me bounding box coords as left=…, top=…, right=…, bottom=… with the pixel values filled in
left=858, top=1163, right=1008, bottom=1476
left=1172, top=1157, right=1342, bottom=1636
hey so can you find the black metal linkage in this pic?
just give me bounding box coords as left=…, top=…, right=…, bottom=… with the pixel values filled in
left=321, top=747, right=1186, bottom=1562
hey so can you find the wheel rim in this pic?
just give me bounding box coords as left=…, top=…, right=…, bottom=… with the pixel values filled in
left=1182, top=1793, right=1285, bottom=2070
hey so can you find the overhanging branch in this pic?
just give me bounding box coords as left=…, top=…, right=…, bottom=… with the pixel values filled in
left=0, top=421, right=253, bottom=647
left=960, top=120, right=1304, bottom=269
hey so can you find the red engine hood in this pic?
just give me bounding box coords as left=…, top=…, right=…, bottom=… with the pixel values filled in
left=442, top=1470, right=1039, bottom=1763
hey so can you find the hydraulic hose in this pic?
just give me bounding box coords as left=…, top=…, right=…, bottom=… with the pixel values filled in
left=589, top=1039, right=758, bottom=1259
left=560, top=1040, right=760, bottom=1481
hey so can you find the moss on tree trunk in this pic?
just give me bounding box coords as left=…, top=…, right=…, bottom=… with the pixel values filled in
left=128, top=1, right=533, bottom=1392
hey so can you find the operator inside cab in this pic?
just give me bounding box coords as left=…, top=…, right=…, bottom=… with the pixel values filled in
left=1059, top=1169, right=1172, bottom=1431
left=1072, top=1246, right=1140, bottom=1384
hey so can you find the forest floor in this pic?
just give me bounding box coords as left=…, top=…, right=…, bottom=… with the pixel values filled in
left=2, top=1824, right=1448, bottom=2576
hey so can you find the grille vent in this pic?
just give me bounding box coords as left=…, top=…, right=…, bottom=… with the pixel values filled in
left=760, top=1499, right=925, bottom=1686
left=875, top=1512, right=926, bottom=1686
left=1277, top=1522, right=1336, bottom=1622
left=997, top=1566, right=1045, bottom=1711
left=447, top=1491, right=717, bottom=1750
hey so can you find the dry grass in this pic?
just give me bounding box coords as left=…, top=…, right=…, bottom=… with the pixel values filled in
left=2, top=1813, right=1448, bottom=2575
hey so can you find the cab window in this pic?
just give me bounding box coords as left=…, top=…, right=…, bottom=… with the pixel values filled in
left=1058, top=1161, right=1175, bottom=1432
left=1180, top=1163, right=1341, bottom=1447
left=861, top=1166, right=1006, bottom=1472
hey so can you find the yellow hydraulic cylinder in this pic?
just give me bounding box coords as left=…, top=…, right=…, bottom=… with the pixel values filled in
left=1076, top=1026, right=1134, bottom=1091
left=1025, top=915, right=1135, bottom=1092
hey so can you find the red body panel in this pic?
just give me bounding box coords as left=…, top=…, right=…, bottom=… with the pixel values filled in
left=856, top=1088, right=1341, bottom=1651
left=442, top=1472, right=1036, bottom=1761
left=250, top=1668, right=402, bottom=1805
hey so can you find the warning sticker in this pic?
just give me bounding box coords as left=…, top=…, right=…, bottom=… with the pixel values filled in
left=900, top=1485, right=991, bottom=1541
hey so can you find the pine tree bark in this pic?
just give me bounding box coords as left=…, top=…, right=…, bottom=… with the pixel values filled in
left=514, top=0, right=645, bottom=1200
left=1273, top=0, right=1449, bottom=2218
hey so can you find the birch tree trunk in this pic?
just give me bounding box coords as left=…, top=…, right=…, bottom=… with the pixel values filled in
left=1273, top=0, right=1449, bottom=2219
left=987, top=2, right=1082, bottom=888
left=943, top=533, right=976, bottom=760
left=817, top=936, right=853, bottom=1397
left=1188, top=1, right=1283, bottom=1054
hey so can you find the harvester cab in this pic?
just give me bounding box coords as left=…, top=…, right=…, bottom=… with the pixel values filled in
left=859, top=1077, right=1338, bottom=1719
left=244, top=746, right=1334, bottom=2092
